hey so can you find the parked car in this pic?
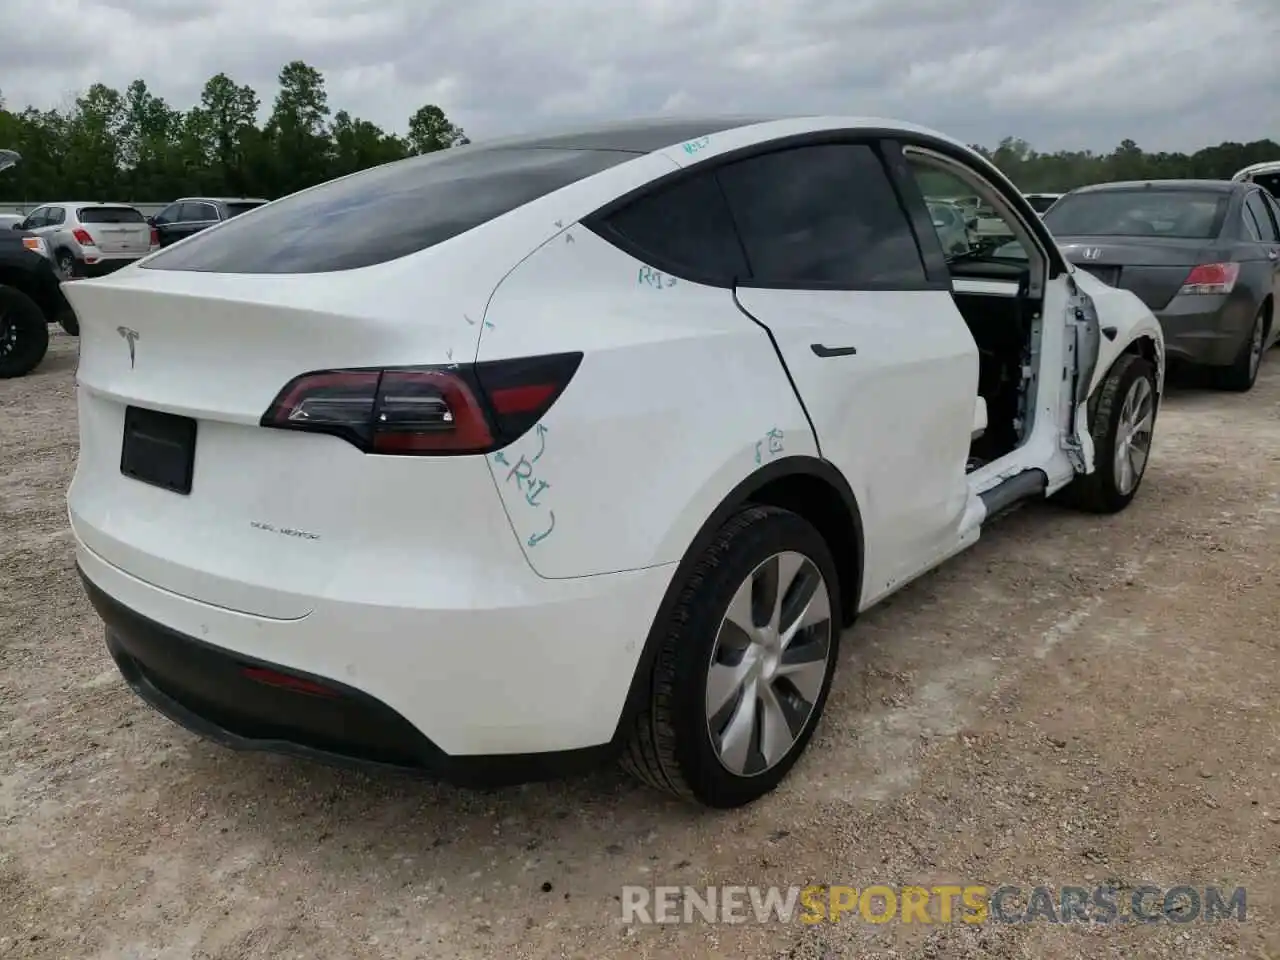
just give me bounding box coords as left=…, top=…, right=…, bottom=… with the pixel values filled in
left=1232, top=161, right=1280, bottom=198
left=15, top=202, right=157, bottom=282
left=64, top=115, right=1163, bottom=808
left=1044, top=179, right=1280, bottom=391
left=925, top=199, right=975, bottom=254
left=0, top=224, right=73, bottom=377
left=1023, top=192, right=1063, bottom=216
left=149, top=197, right=268, bottom=247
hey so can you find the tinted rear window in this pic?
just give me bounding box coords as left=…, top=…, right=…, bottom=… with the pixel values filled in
left=600, top=171, right=748, bottom=285
left=78, top=206, right=146, bottom=224
left=224, top=202, right=265, bottom=218
left=143, top=147, right=635, bottom=274
left=1044, top=190, right=1229, bottom=239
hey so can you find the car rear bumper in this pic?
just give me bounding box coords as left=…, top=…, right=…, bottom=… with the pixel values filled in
left=1154, top=293, right=1256, bottom=367
left=75, top=537, right=674, bottom=783
left=70, top=255, right=147, bottom=279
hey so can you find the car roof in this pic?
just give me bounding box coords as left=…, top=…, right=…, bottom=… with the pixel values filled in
left=1234, top=160, right=1280, bottom=179
left=174, top=196, right=269, bottom=203
left=1070, top=179, right=1240, bottom=195
left=456, top=114, right=978, bottom=157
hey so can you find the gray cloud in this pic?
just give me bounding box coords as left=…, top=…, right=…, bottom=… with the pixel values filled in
left=2, top=0, right=1276, bottom=152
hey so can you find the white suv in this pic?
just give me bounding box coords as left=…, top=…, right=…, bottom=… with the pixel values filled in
left=65, top=117, right=1164, bottom=808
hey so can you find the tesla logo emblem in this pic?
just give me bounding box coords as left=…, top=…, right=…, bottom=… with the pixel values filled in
left=117, top=326, right=139, bottom=368
left=1081, top=247, right=1102, bottom=261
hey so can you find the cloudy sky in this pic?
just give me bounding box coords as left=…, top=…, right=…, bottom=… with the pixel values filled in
left=4, top=0, right=1278, bottom=153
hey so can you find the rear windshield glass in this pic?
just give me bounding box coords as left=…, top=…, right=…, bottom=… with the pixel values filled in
left=142, top=147, right=635, bottom=274
left=78, top=206, right=146, bottom=224
left=1024, top=195, right=1058, bottom=214
left=1044, top=190, right=1229, bottom=239
left=223, top=201, right=266, bottom=218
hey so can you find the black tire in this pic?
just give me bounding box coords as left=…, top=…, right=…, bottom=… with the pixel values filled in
left=1058, top=353, right=1156, bottom=514
left=58, top=309, right=80, bottom=336
left=621, top=505, right=843, bottom=808
left=0, top=285, right=51, bottom=379
left=56, top=250, right=76, bottom=280
left=1215, top=306, right=1266, bottom=392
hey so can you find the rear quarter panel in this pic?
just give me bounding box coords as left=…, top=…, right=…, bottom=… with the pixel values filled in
left=476, top=224, right=816, bottom=580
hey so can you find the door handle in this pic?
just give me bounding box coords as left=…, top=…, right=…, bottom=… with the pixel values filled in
left=811, top=343, right=858, bottom=358
left=1268, top=249, right=1279, bottom=261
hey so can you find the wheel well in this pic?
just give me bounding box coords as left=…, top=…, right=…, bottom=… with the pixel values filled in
left=746, top=472, right=862, bottom=628
left=1122, top=333, right=1159, bottom=370
left=1262, top=295, right=1274, bottom=338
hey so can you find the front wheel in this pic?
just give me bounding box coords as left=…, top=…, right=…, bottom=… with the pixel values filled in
left=56, top=251, right=76, bottom=280
left=0, top=285, right=51, bottom=378
left=1058, top=353, right=1157, bottom=514
left=621, top=505, right=842, bottom=808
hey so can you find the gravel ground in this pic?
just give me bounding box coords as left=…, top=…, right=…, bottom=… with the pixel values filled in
left=2, top=332, right=1279, bottom=959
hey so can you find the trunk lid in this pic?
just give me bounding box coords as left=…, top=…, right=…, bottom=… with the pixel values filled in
left=64, top=264, right=490, bottom=618
left=1056, top=236, right=1216, bottom=312
left=78, top=206, right=153, bottom=255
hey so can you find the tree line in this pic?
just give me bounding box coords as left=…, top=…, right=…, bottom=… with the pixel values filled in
left=0, top=60, right=467, bottom=202
left=1, top=61, right=1276, bottom=202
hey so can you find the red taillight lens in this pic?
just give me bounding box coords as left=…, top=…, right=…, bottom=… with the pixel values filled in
left=149, top=227, right=160, bottom=246
left=72, top=227, right=95, bottom=246
left=1179, top=262, right=1239, bottom=295
left=260, top=353, right=582, bottom=456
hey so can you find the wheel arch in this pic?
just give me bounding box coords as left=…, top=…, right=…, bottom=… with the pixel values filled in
left=1091, top=332, right=1162, bottom=418
left=610, top=455, right=864, bottom=744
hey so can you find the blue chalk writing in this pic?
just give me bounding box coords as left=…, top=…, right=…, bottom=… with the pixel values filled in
left=484, top=320, right=495, bottom=329
left=554, top=219, right=564, bottom=228
left=755, top=428, right=785, bottom=465
left=495, top=424, right=557, bottom=545
left=682, top=136, right=711, bottom=156
left=638, top=265, right=677, bottom=290
left=465, top=314, right=475, bottom=326
left=531, top=423, right=548, bottom=463
left=528, top=511, right=556, bottom=547
left=565, top=232, right=575, bottom=244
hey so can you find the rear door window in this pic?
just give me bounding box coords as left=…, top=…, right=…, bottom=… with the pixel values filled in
left=180, top=202, right=219, bottom=222
left=144, top=147, right=636, bottom=274
left=223, top=201, right=265, bottom=218
left=78, top=206, right=146, bottom=224
left=596, top=171, right=748, bottom=285
left=714, top=143, right=928, bottom=287
left=1243, top=191, right=1279, bottom=242
left=46, top=207, right=66, bottom=225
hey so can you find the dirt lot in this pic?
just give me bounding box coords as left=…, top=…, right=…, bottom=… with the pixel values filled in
left=2, top=332, right=1279, bottom=959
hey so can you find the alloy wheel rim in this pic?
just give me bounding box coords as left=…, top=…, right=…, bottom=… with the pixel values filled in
left=706, top=550, right=833, bottom=777
left=0, top=309, right=14, bottom=357
left=1114, top=376, right=1154, bottom=496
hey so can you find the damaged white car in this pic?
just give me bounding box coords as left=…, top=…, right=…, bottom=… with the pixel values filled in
left=66, top=116, right=1163, bottom=808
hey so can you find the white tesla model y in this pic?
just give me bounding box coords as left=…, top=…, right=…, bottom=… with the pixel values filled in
left=65, top=116, right=1164, bottom=808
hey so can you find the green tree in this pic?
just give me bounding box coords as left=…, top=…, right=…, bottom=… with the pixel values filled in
left=407, top=104, right=468, bottom=154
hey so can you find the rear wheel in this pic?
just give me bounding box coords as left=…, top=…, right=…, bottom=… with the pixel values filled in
left=56, top=250, right=76, bottom=280
left=0, top=285, right=51, bottom=378
left=1215, top=306, right=1266, bottom=392
left=621, top=505, right=842, bottom=808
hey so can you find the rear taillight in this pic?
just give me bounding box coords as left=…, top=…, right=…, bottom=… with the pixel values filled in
left=1179, top=262, right=1239, bottom=295
left=72, top=227, right=95, bottom=246
left=149, top=227, right=160, bottom=247
left=260, top=353, right=582, bottom=455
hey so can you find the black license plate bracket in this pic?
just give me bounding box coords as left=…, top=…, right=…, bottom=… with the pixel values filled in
left=120, top=406, right=197, bottom=495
